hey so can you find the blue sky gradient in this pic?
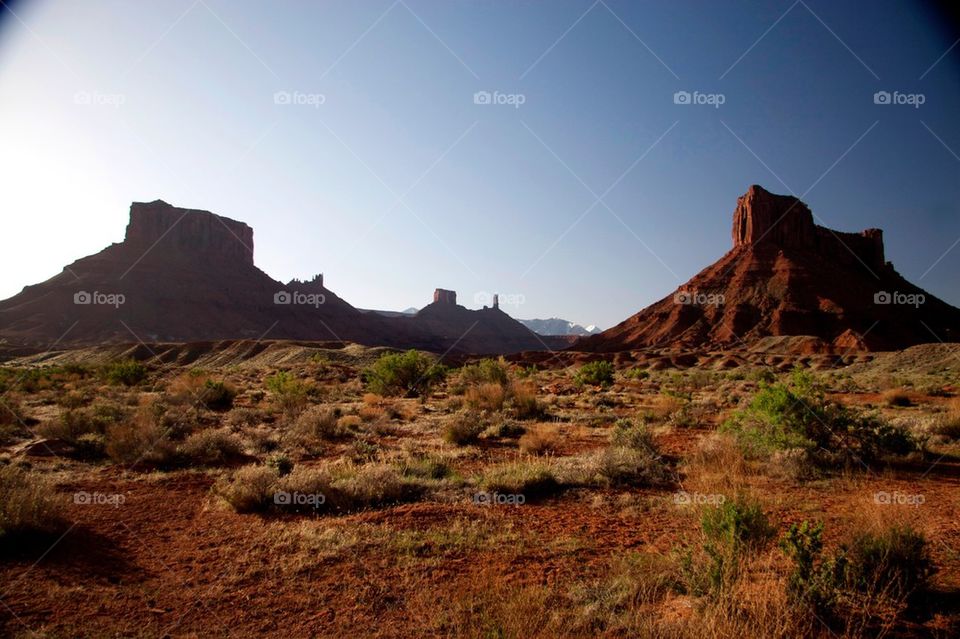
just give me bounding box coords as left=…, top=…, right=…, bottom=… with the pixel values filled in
left=1, top=0, right=958, bottom=329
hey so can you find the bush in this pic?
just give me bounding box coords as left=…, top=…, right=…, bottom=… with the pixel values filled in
left=574, top=361, right=614, bottom=387
left=103, top=359, right=148, bottom=386
left=178, top=429, right=243, bottom=466
left=609, top=418, right=656, bottom=453
left=509, top=380, right=541, bottom=420
left=781, top=520, right=934, bottom=620
left=200, top=380, right=236, bottom=411
left=685, top=496, right=774, bottom=595
left=397, top=455, right=451, bottom=480
left=518, top=429, right=557, bottom=455
left=362, top=350, right=447, bottom=398
left=722, top=369, right=917, bottom=468
left=0, top=466, right=67, bottom=542
left=105, top=411, right=175, bottom=466
left=216, top=465, right=279, bottom=513
left=458, top=358, right=509, bottom=387
left=442, top=413, right=486, bottom=446
left=883, top=389, right=913, bottom=407
left=266, top=453, right=294, bottom=476
left=494, top=421, right=526, bottom=438
left=292, top=405, right=344, bottom=445
left=265, top=371, right=310, bottom=416
left=39, top=403, right=126, bottom=445
left=465, top=382, right=506, bottom=411
left=481, top=462, right=560, bottom=501
left=590, top=446, right=669, bottom=487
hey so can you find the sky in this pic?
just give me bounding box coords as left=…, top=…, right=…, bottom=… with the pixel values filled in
left=1, top=0, right=958, bottom=330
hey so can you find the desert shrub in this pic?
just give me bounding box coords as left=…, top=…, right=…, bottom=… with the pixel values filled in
left=480, top=462, right=560, bottom=501
left=781, top=520, right=934, bottom=622
left=104, top=411, right=175, bottom=466
left=0, top=396, right=27, bottom=443
left=178, top=429, right=243, bottom=466
left=362, top=350, right=447, bottom=398
left=883, top=389, right=913, bottom=407
left=329, top=464, right=425, bottom=510
left=216, top=465, right=279, bottom=513
left=508, top=380, right=542, bottom=420
left=722, top=369, right=917, bottom=468
left=74, top=433, right=107, bottom=460
left=609, top=418, right=656, bottom=453
left=226, top=407, right=265, bottom=431
left=465, top=382, right=506, bottom=411
left=0, top=466, right=68, bottom=542
left=337, top=415, right=363, bottom=432
left=265, top=371, right=310, bottom=416
left=574, top=361, right=614, bottom=387
left=200, top=379, right=236, bottom=411
left=623, top=368, right=650, bottom=381
left=518, top=429, right=557, bottom=455
left=931, top=413, right=960, bottom=441
left=266, top=452, right=294, bottom=476
left=292, top=405, right=343, bottom=444
left=590, top=446, right=669, bottom=487
left=103, top=359, right=148, bottom=386
left=494, top=421, right=526, bottom=438
left=442, top=412, right=485, bottom=446
left=684, top=496, right=774, bottom=595
left=458, top=358, right=509, bottom=387
left=39, top=403, right=126, bottom=447
left=397, top=454, right=451, bottom=480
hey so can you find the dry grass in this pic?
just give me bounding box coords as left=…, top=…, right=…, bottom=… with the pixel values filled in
left=465, top=382, right=506, bottom=412
left=518, top=427, right=558, bottom=455
left=0, top=465, right=68, bottom=541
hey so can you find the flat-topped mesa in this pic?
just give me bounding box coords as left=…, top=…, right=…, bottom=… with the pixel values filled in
left=433, top=288, right=457, bottom=305
left=124, top=200, right=254, bottom=266
left=732, top=185, right=885, bottom=271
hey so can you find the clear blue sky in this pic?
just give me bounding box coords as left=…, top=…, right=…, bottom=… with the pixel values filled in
left=1, top=0, right=958, bottom=330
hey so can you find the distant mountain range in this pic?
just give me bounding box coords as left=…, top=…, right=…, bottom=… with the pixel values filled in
left=364, top=308, right=600, bottom=337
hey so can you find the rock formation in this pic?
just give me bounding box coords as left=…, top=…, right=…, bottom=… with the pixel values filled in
left=577, top=185, right=960, bottom=353
left=432, top=289, right=457, bottom=305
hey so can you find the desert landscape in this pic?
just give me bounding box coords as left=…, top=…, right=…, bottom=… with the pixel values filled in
left=1, top=1, right=959, bottom=637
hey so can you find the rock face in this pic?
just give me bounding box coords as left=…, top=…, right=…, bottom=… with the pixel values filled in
left=433, top=289, right=457, bottom=305
left=0, top=201, right=549, bottom=355
left=125, top=200, right=255, bottom=266
left=578, top=185, right=960, bottom=353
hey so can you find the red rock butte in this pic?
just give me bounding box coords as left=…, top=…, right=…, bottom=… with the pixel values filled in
left=577, top=185, right=960, bottom=353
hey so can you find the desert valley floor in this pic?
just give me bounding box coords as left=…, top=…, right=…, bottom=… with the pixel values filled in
left=1, top=341, right=959, bottom=637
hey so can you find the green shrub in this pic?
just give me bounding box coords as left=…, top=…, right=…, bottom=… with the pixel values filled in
left=722, top=369, right=917, bottom=467
left=103, top=359, right=148, bottom=386
left=623, top=368, right=649, bottom=381
left=684, top=496, right=774, bottom=595
left=200, top=380, right=236, bottom=411
left=362, top=350, right=447, bottom=398
left=781, top=520, right=934, bottom=620
left=574, top=361, right=614, bottom=387
left=458, top=358, right=509, bottom=387
left=0, top=466, right=67, bottom=542
left=265, top=371, right=309, bottom=416
left=266, top=453, right=294, bottom=477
